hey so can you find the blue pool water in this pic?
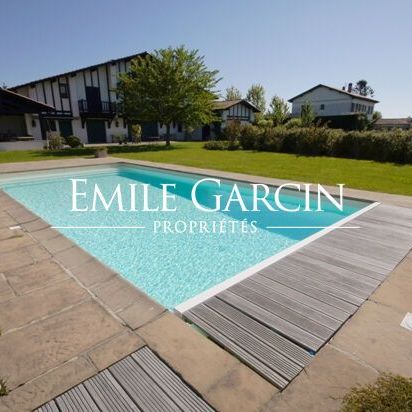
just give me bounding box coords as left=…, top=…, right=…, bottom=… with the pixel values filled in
left=0, top=165, right=367, bottom=308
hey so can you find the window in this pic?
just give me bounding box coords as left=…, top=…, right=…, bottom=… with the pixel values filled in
left=320, top=104, right=325, bottom=110
left=31, top=119, right=36, bottom=128
left=351, top=103, right=355, bottom=112
left=49, top=120, right=56, bottom=131
left=177, top=123, right=182, bottom=132
left=59, top=83, right=69, bottom=98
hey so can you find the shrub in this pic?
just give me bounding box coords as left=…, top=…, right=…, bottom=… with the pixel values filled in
left=285, top=118, right=303, bottom=128
left=239, top=124, right=261, bottom=150
left=204, top=140, right=230, bottom=150
left=131, top=124, right=142, bottom=143
left=64, top=135, right=83, bottom=148
left=47, top=135, right=64, bottom=150
left=205, top=122, right=412, bottom=163
left=341, top=373, right=412, bottom=412
left=222, top=120, right=242, bottom=142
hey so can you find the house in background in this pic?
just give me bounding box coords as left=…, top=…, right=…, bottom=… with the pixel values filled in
left=158, top=99, right=260, bottom=141
left=10, top=52, right=160, bottom=144
left=373, top=117, right=412, bottom=130
left=288, top=83, right=379, bottom=123
left=0, top=88, right=55, bottom=150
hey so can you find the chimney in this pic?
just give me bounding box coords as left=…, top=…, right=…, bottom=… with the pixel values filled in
left=342, top=85, right=346, bottom=91
left=348, top=82, right=353, bottom=93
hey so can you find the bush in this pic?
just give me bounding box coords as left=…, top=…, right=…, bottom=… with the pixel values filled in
left=206, top=122, right=412, bottom=163
left=131, top=124, right=142, bottom=143
left=203, top=140, right=230, bottom=150
left=222, top=120, right=242, bottom=143
left=239, top=124, right=261, bottom=150
left=47, top=135, right=64, bottom=150
left=285, top=118, right=303, bottom=128
left=64, top=135, right=83, bottom=148
left=341, top=373, right=412, bottom=412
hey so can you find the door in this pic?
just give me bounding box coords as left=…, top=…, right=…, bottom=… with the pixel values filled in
left=85, top=87, right=101, bottom=112
left=202, top=125, right=211, bottom=140
left=140, top=121, right=159, bottom=139
left=58, top=120, right=73, bottom=138
left=86, top=120, right=106, bottom=143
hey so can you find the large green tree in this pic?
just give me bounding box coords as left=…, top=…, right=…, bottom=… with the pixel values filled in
left=269, top=95, right=290, bottom=126
left=246, top=84, right=266, bottom=113
left=353, top=80, right=374, bottom=97
left=225, top=85, right=242, bottom=100
left=117, top=46, right=220, bottom=146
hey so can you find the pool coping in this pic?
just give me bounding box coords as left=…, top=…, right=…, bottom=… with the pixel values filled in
left=1, top=157, right=411, bottom=411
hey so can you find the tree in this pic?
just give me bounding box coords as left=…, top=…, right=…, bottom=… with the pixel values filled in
left=372, top=111, right=382, bottom=121
left=117, top=46, right=220, bottom=146
left=246, top=84, right=266, bottom=113
left=269, top=95, right=290, bottom=126
left=225, top=86, right=242, bottom=100
left=353, top=80, right=374, bottom=97
left=300, top=101, right=315, bottom=127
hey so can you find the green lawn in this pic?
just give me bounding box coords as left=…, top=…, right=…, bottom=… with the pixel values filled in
left=1, top=142, right=411, bottom=196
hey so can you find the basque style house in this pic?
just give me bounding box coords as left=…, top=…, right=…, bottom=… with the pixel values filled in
left=159, top=99, right=260, bottom=141
left=9, top=52, right=259, bottom=144
left=289, top=83, right=379, bottom=120
left=10, top=52, right=153, bottom=144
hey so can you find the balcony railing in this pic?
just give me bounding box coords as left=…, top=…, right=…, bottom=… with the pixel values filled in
left=78, top=99, right=118, bottom=115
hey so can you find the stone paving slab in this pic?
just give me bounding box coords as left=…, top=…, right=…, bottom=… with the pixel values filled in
left=4, top=259, right=69, bottom=295
left=0, top=279, right=88, bottom=333
left=0, top=300, right=123, bottom=389
left=263, top=345, right=379, bottom=412
left=0, top=244, right=51, bottom=273
left=331, top=300, right=412, bottom=377
left=0, top=356, right=98, bottom=412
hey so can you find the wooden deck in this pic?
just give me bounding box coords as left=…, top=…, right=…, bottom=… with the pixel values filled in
left=182, top=204, right=412, bottom=389
left=36, top=346, right=213, bottom=412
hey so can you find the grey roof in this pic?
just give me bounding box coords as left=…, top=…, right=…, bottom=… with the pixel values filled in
left=11, top=51, right=148, bottom=90
left=288, top=84, right=379, bottom=103
left=0, top=87, right=55, bottom=113
left=213, top=99, right=260, bottom=112
left=374, top=117, right=411, bottom=125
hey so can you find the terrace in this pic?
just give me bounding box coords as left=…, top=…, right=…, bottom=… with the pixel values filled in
left=0, top=157, right=411, bottom=411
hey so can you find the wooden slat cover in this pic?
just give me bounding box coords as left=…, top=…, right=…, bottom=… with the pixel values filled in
left=183, top=203, right=412, bottom=389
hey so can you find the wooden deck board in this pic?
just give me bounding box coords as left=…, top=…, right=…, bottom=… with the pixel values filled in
left=35, top=347, right=212, bottom=412
left=183, top=203, right=412, bottom=389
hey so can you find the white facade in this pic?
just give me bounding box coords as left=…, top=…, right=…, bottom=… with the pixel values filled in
left=158, top=100, right=258, bottom=141
left=11, top=54, right=148, bottom=144
left=289, top=85, right=378, bottom=120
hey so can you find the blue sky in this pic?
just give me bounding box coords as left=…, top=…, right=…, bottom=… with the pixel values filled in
left=1, top=0, right=411, bottom=117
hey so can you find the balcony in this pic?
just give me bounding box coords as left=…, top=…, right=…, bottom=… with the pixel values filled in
left=78, top=99, right=118, bottom=116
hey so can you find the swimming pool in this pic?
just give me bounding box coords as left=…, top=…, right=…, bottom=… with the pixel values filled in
left=0, top=164, right=368, bottom=308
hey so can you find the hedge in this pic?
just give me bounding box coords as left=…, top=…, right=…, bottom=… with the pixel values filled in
left=204, top=125, right=412, bottom=163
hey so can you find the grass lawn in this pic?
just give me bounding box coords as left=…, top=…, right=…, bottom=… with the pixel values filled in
left=1, top=142, right=411, bottom=196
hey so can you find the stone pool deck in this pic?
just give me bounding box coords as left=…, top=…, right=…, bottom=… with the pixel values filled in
left=0, top=157, right=411, bottom=412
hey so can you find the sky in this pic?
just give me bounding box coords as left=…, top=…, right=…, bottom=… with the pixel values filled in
left=1, top=0, right=411, bottom=117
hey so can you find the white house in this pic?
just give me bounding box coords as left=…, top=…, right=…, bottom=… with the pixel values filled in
left=10, top=52, right=157, bottom=144
left=159, top=99, right=260, bottom=141
left=288, top=84, right=379, bottom=120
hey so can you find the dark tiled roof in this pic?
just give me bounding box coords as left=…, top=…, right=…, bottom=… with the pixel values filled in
left=213, top=99, right=260, bottom=112
left=11, top=51, right=148, bottom=90
left=288, top=84, right=379, bottom=103
left=0, top=87, right=55, bottom=113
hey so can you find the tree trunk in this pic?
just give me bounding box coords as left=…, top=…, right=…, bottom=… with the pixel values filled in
left=165, top=124, right=171, bottom=146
